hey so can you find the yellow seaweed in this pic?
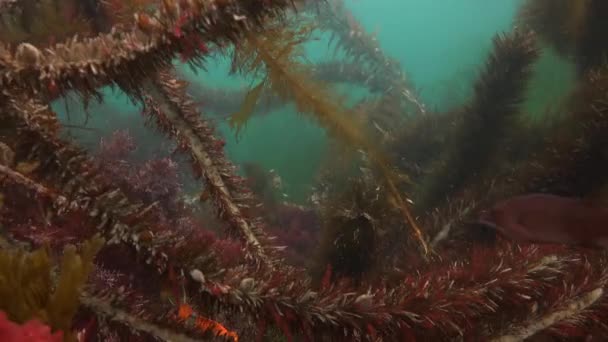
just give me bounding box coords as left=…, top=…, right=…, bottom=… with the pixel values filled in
left=231, top=19, right=429, bottom=254
left=228, top=80, right=266, bottom=140
left=0, top=235, right=104, bottom=339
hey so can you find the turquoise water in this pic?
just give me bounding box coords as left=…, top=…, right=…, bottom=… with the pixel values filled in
left=53, top=0, right=575, bottom=203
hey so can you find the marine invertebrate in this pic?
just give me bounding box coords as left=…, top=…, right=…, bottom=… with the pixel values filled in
left=2, top=0, right=608, bottom=341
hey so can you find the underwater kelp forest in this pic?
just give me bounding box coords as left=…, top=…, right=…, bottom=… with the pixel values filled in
left=2, top=0, right=608, bottom=340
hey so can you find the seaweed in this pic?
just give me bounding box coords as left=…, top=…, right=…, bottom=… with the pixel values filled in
left=415, top=29, right=539, bottom=213
left=518, top=0, right=608, bottom=74
left=2, top=0, right=608, bottom=340
left=228, top=80, right=265, bottom=141
left=0, top=236, right=104, bottom=339
left=230, top=18, right=429, bottom=253
left=312, top=175, right=381, bottom=284
left=505, top=62, right=608, bottom=198
left=0, top=0, right=91, bottom=45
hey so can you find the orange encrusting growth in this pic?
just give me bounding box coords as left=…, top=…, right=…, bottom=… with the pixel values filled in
left=176, top=304, right=239, bottom=341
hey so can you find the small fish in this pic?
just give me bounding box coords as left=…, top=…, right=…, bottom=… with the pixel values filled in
left=478, top=193, right=608, bottom=248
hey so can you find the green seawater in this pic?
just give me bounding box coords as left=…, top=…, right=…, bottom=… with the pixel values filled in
left=52, top=0, right=577, bottom=204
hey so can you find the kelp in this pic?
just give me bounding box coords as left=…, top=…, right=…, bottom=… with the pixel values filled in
left=313, top=0, right=426, bottom=115
left=311, top=173, right=395, bottom=284
left=230, top=18, right=430, bottom=254
left=0, top=235, right=104, bottom=339
left=0, top=0, right=91, bottom=45
left=517, top=0, right=587, bottom=58
left=228, top=80, right=265, bottom=141
left=100, top=0, right=157, bottom=27
left=414, top=30, right=539, bottom=213
left=508, top=62, right=608, bottom=198
left=518, top=0, right=608, bottom=74
left=6, top=0, right=608, bottom=339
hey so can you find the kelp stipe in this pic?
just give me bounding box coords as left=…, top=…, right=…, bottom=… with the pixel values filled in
left=311, top=176, right=384, bottom=285
left=415, top=29, right=539, bottom=212
left=230, top=18, right=429, bottom=254
left=502, top=62, right=608, bottom=198
left=3, top=0, right=608, bottom=340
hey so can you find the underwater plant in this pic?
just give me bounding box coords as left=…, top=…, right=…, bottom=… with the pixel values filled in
left=2, top=0, right=608, bottom=341
left=0, top=236, right=104, bottom=341
left=518, top=0, right=608, bottom=74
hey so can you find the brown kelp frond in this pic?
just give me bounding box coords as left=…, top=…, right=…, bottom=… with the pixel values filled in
left=0, top=163, right=66, bottom=204
left=0, top=0, right=298, bottom=102
left=227, top=80, right=266, bottom=140
left=0, top=236, right=104, bottom=339
left=349, top=95, right=405, bottom=146
left=2, top=95, right=244, bottom=339
left=495, top=62, right=608, bottom=198
left=141, top=70, right=281, bottom=267
left=575, top=0, right=608, bottom=73
left=415, top=29, right=539, bottom=213
left=312, top=60, right=397, bottom=94
left=424, top=192, right=479, bottom=249
left=0, top=0, right=18, bottom=13
left=388, top=109, right=459, bottom=182
left=4, top=1, right=608, bottom=340
left=47, top=236, right=104, bottom=333
left=231, top=18, right=429, bottom=254
left=310, top=167, right=419, bottom=283
left=227, top=21, right=314, bottom=135
left=517, top=0, right=608, bottom=74
left=230, top=19, right=313, bottom=77
left=100, top=0, right=157, bottom=27
left=185, top=242, right=606, bottom=340
left=426, top=63, right=608, bottom=247
left=183, top=59, right=393, bottom=120
left=516, top=0, right=587, bottom=57
left=312, top=0, right=426, bottom=115
left=0, top=0, right=92, bottom=45
left=4, top=95, right=227, bottom=278
left=311, top=172, right=392, bottom=284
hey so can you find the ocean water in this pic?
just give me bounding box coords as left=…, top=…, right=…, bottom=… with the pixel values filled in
left=53, top=0, right=576, bottom=203
left=8, top=1, right=608, bottom=339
